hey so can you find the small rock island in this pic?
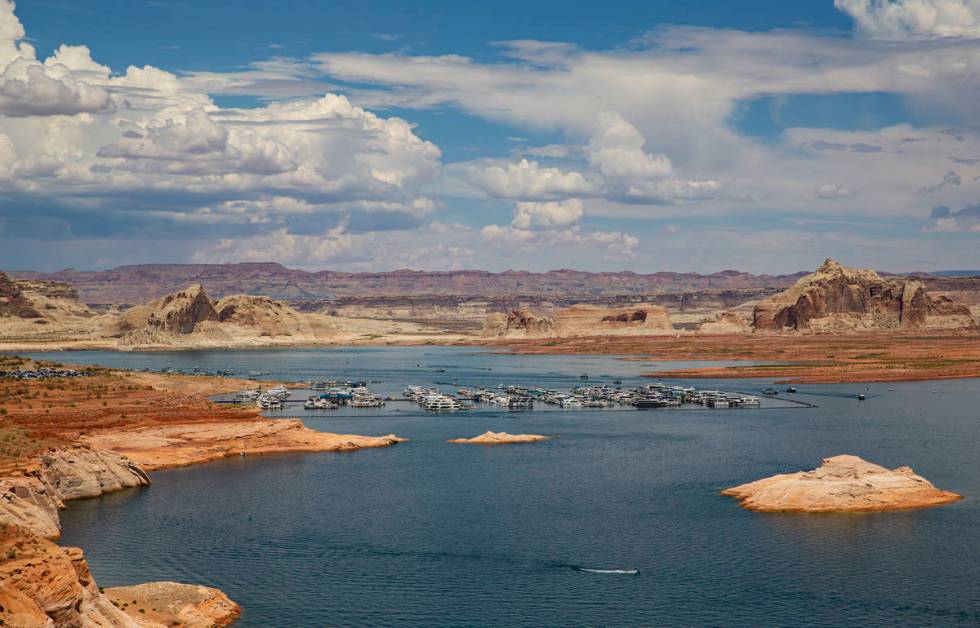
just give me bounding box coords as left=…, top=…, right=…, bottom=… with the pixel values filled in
left=448, top=431, right=549, bottom=445
left=722, top=455, right=963, bottom=512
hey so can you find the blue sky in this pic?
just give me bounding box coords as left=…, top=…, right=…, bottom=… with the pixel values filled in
left=1, top=0, right=979, bottom=273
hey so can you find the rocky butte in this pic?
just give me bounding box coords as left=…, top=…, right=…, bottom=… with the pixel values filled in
left=753, top=259, right=974, bottom=332
left=722, top=455, right=963, bottom=513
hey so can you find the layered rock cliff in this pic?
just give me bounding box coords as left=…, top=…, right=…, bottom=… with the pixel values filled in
left=556, top=303, right=672, bottom=337
left=0, top=446, right=150, bottom=540
left=482, top=303, right=673, bottom=338
left=753, top=259, right=975, bottom=331
left=0, top=525, right=239, bottom=627
left=0, top=272, right=93, bottom=321
left=482, top=309, right=557, bottom=338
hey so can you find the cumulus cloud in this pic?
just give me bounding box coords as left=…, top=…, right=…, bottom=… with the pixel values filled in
left=836, top=0, right=980, bottom=39
left=465, top=158, right=593, bottom=199
left=463, top=113, right=724, bottom=206
left=512, top=199, right=583, bottom=229
left=815, top=184, right=856, bottom=198
left=0, top=2, right=112, bottom=116
left=479, top=197, right=638, bottom=260
left=0, top=0, right=443, bottom=252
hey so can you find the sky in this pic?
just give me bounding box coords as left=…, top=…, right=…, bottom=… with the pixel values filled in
left=1, top=0, right=980, bottom=274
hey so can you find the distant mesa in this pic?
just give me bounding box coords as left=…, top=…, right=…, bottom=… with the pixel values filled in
left=752, top=258, right=975, bottom=332
left=448, top=431, right=549, bottom=444
left=722, top=454, right=963, bottom=512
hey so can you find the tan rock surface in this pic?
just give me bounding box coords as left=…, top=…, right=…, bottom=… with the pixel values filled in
left=753, top=259, right=975, bottom=332
left=118, top=284, right=219, bottom=335
left=0, top=524, right=140, bottom=627
left=0, top=446, right=150, bottom=540
left=481, top=309, right=557, bottom=338
left=106, top=582, right=240, bottom=627
left=556, top=303, right=672, bottom=337
left=448, top=431, right=548, bottom=445
left=84, top=420, right=407, bottom=471
left=722, top=455, right=963, bottom=512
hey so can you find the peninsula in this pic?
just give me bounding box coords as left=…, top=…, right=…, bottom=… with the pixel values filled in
left=0, top=357, right=405, bottom=626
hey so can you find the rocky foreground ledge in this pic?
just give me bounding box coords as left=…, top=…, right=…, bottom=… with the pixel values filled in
left=448, top=431, right=549, bottom=445
left=723, top=455, right=963, bottom=513
left=83, top=420, right=407, bottom=471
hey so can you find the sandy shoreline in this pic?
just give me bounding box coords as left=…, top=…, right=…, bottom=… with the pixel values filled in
left=7, top=329, right=980, bottom=384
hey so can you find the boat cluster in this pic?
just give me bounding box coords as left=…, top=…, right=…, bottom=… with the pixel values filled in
left=463, top=382, right=762, bottom=410
left=307, top=381, right=385, bottom=409
left=234, top=381, right=386, bottom=410
left=0, top=367, right=91, bottom=380
left=403, top=386, right=466, bottom=411
left=235, top=385, right=291, bottom=409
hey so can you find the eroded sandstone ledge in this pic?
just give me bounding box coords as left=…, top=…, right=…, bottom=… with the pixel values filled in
left=722, top=455, right=963, bottom=513
left=448, top=431, right=549, bottom=445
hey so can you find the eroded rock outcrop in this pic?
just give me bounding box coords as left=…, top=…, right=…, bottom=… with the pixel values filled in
left=0, top=524, right=140, bottom=627
left=118, top=284, right=219, bottom=334
left=447, top=431, right=549, bottom=445
left=556, top=303, right=672, bottom=337
left=753, top=259, right=974, bottom=331
left=483, top=303, right=672, bottom=338
left=0, top=446, right=150, bottom=539
left=722, top=454, right=963, bottom=512
left=0, top=525, right=238, bottom=627
left=482, top=309, right=557, bottom=338
left=106, top=582, right=241, bottom=627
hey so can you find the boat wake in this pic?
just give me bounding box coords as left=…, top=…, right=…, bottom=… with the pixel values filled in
left=573, top=566, right=640, bottom=575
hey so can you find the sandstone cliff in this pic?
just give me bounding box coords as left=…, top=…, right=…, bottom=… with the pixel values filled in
left=118, top=284, right=218, bottom=334
left=753, top=259, right=975, bottom=331
left=0, top=272, right=94, bottom=321
left=482, top=309, right=557, bottom=338
left=0, top=446, right=150, bottom=540
left=0, top=523, right=141, bottom=627
left=0, top=525, right=238, bottom=627
left=556, top=303, right=672, bottom=337
left=482, top=303, right=672, bottom=338
left=722, top=454, right=963, bottom=512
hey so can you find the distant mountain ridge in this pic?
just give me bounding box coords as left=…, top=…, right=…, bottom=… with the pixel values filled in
left=11, top=263, right=811, bottom=305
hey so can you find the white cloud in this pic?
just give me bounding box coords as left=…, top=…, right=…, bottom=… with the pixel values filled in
left=465, top=158, right=593, bottom=199
left=815, top=183, right=856, bottom=198
left=0, top=2, right=112, bottom=116
left=0, top=0, right=442, bottom=241
left=585, top=112, right=673, bottom=180
left=479, top=197, right=637, bottom=260
left=512, top=199, right=583, bottom=229
left=836, top=0, right=980, bottom=39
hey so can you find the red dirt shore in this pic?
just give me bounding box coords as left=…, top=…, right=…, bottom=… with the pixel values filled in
left=491, top=330, right=980, bottom=383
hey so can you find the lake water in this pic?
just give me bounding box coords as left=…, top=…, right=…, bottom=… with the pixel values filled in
left=21, top=347, right=980, bottom=626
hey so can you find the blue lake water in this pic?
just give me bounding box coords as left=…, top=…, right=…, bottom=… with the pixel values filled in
left=19, top=347, right=980, bottom=626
